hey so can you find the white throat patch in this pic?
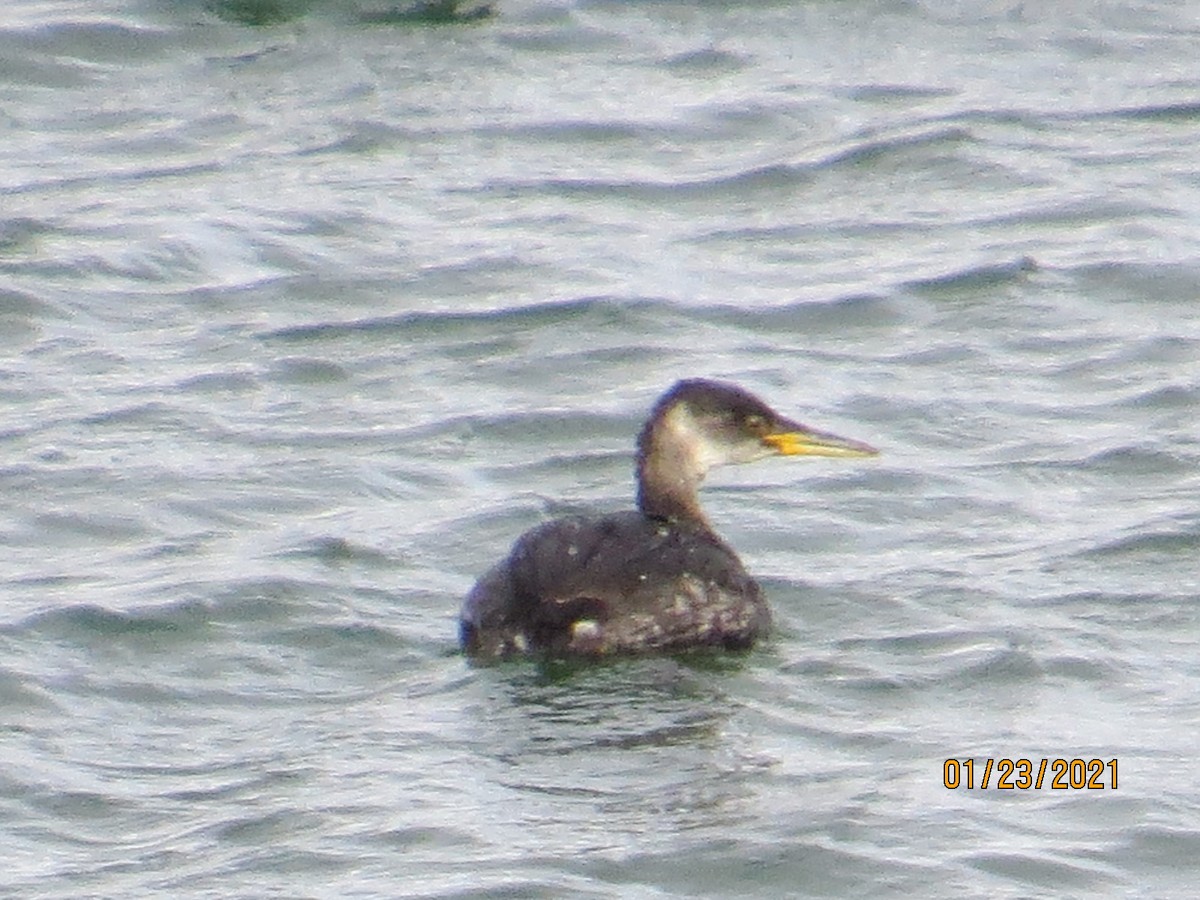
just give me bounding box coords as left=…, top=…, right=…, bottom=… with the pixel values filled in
left=659, top=403, right=769, bottom=476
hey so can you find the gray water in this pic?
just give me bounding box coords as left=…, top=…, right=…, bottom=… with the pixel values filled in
left=3, top=0, right=1200, bottom=896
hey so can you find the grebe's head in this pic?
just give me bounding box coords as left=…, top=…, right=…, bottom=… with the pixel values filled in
left=641, top=379, right=878, bottom=478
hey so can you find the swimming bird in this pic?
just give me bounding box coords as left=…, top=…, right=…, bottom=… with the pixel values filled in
left=460, top=379, right=878, bottom=660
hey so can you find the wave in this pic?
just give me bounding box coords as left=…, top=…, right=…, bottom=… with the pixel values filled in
left=201, top=0, right=494, bottom=27
left=486, top=125, right=978, bottom=202
left=902, top=256, right=1039, bottom=294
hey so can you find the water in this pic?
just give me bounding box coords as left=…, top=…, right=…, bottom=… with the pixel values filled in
left=2, top=0, right=1199, bottom=896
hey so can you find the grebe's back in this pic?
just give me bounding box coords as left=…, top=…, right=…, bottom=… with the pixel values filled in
left=461, top=510, right=767, bottom=658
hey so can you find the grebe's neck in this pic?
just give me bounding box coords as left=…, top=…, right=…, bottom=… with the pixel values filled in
left=635, top=402, right=716, bottom=530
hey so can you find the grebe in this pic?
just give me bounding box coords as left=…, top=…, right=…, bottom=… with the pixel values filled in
left=460, top=379, right=877, bottom=660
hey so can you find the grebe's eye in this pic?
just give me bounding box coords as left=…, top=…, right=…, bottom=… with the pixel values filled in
left=744, top=414, right=765, bottom=432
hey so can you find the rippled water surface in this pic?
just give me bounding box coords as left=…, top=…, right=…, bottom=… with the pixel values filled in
left=3, top=0, right=1200, bottom=896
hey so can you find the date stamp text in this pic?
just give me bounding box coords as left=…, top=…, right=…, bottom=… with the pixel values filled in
left=944, top=757, right=1118, bottom=790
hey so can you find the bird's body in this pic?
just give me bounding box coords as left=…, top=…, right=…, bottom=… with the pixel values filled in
left=460, top=379, right=876, bottom=661
left=462, top=511, right=767, bottom=658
